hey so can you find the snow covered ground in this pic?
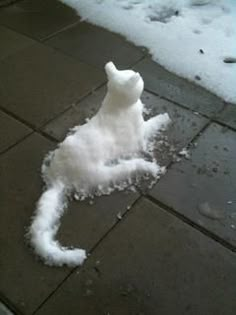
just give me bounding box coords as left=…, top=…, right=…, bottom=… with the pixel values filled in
left=61, top=0, right=236, bottom=103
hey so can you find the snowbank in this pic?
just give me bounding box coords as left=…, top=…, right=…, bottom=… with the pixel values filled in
left=61, top=0, right=236, bottom=103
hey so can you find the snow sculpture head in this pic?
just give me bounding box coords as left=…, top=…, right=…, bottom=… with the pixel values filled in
left=105, top=61, right=144, bottom=105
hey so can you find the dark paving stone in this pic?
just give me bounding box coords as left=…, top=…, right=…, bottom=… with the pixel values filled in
left=0, top=25, right=35, bottom=61
left=0, top=43, right=105, bottom=128
left=0, top=110, right=31, bottom=154
left=134, top=58, right=224, bottom=117
left=150, top=123, right=236, bottom=247
left=0, top=133, right=138, bottom=314
left=0, top=0, right=79, bottom=40
left=57, top=191, right=138, bottom=252
left=43, top=85, right=106, bottom=141
left=45, top=22, right=144, bottom=70
left=216, top=103, right=236, bottom=130
left=35, top=198, right=236, bottom=315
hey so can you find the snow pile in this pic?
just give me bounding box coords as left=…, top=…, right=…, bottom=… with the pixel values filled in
left=29, top=62, right=171, bottom=267
left=60, top=0, right=236, bottom=103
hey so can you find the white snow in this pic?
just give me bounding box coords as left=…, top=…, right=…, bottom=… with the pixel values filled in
left=29, top=62, right=171, bottom=267
left=60, top=0, right=236, bottom=103
left=178, top=147, right=191, bottom=159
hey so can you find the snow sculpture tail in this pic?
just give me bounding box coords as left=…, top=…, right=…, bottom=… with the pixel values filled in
left=29, top=182, right=86, bottom=267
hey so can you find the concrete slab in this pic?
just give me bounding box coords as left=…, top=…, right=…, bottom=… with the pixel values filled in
left=216, top=103, right=236, bottom=130
left=0, top=43, right=105, bottom=128
left=134, top=58, right=224, bottom=117
left=0, top=110, right=31, bottom=154
left=0, top=25, right=35, bottom=62
left=45, top=22, right=144, bottom=70
left=150, top=123, right=236, bottom=248
left=34, top=198, right=236, bottom=315
left=42, top=85, right=106, bottom=141
left=0, top=0, right=79, bottom=40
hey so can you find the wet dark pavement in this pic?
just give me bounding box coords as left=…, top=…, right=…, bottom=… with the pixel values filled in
left=0, top=1, right=235, bottom=315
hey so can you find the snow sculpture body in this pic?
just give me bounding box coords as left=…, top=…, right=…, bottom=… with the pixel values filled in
left=29, top=62, right=171, bottom=267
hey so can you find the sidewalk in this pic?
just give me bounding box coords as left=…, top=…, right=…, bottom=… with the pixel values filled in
left=0, top=1, right=235, bottom=315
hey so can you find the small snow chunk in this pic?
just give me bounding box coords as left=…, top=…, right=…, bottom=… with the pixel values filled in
left=160, top=166, right=167, bottom=175
left=117, top=212, right=122, bottom=220
left=227, top=200, right=233, bottom=204
left=129, top=186, right=137, bottom=192
left=142, top=105, right=152, bottom=116
left=74, top=193, right=79, bottom=200
left=173, top=154, right=181, bottom=162
left=178, top=148, right=190, bottom=159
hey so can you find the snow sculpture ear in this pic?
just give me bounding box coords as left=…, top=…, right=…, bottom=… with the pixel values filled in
left=127, top=73, right=140, bottom=87
left=105, top=61, right=117, bottom=79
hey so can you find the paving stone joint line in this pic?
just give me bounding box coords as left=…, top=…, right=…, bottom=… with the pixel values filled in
left=0, top=292, right=23, bottom=315
left=146, top=195, right=236, bottom=253
left=31, top=195, right=142, bottom=315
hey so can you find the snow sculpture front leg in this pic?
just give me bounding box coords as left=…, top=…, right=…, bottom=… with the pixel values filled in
left=102, top=158, right=161, bottom=184
left=144, top=113, right=171, bottom=140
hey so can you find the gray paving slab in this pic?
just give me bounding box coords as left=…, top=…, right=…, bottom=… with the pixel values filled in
left=0, top=25, right=35, bottom=62
left=150, top=123, right=236, bottom=248
left=45, top=22, right=144, bottom=70
left=0, top=43, right=105, bottom=128
left=34, top=197, right=236, bottom=315
left=43, top=86, right=106, bottom=141
left=134, top=58, right=224, bottom=117
left=0, top=133, right=138, bottom=314
left=216, top=103, right=236, bottom=130
left=57, top=191, right=138, bottom=252
left=0, top=110, right=31, bottom=154
left=0, top=0, right=79, bottom=40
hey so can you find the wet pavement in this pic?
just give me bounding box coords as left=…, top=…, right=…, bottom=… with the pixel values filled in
left=0, top=1, right=235, bottom=315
